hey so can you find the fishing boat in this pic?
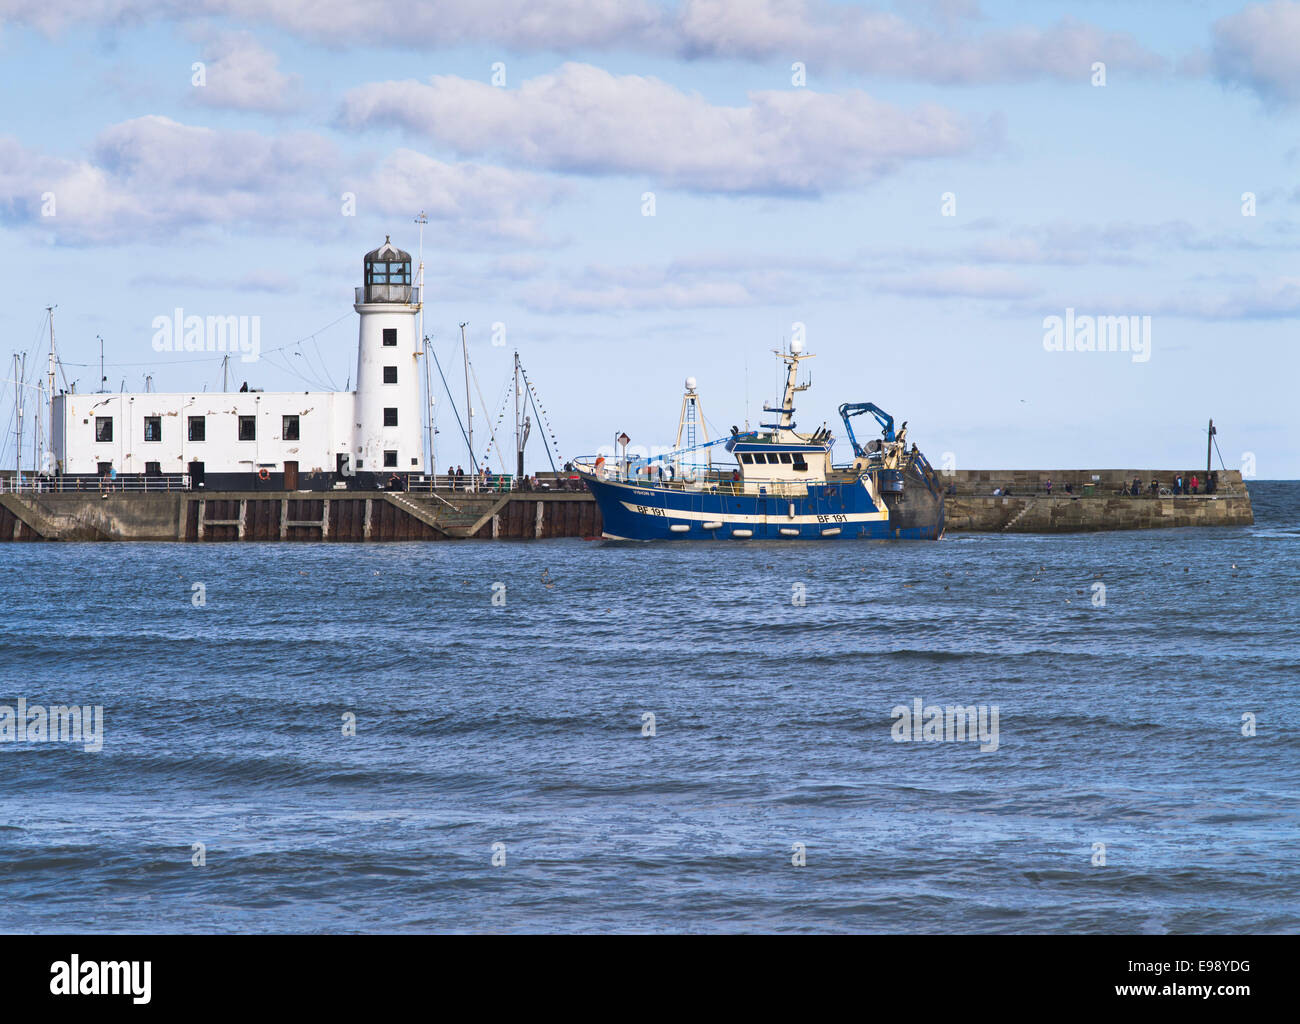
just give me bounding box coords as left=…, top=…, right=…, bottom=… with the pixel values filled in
left=573, top=342, right=945, bottom=541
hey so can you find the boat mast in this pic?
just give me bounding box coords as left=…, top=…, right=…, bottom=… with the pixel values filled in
left=13, top=353, right=23, bottom=481
left=514, top=350, right=523, bottom=479
left=772, top=340, right=812, bottom=432
left=46, top=305, right=56, bottom=474
left=460, top=322, right=473, bottom=470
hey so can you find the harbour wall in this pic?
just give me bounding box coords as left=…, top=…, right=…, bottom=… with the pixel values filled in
left=939, top=469, right=1253, bottom=532
left=0, top=469, right=1253, bottom=541
left=0, top=490, right=601, bottom=542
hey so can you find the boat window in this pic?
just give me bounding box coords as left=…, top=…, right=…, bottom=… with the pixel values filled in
left=779, top=453, right=792, bottom=463
left=739, top=453, right=752, bottom=464
left=792, top=455, right=808, bottom=471
left=766, top=453, right=780, bottom=464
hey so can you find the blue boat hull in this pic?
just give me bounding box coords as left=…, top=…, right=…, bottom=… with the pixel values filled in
left=581, top=471, right=944, bottom=541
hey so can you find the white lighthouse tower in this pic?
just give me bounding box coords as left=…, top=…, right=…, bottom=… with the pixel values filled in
left=352, top=237, right=425, bottom=477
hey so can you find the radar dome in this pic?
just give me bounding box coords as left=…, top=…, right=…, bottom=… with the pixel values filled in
left=790, top=339, right=803, bottom=354
left=685, top=376, right=697, bottom=390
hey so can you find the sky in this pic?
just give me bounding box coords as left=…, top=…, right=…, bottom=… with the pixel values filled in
left=0, top=0, right=1296, bottom=477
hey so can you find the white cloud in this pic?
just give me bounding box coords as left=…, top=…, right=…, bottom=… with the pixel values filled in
left=1210, top=1, right=1300, bottom=105
left=190, top=31, right=304, bottom=113
left=339, top=63, right=982, bottom=194
left=0, top=0, right=1163, bottom=84
left=676, top=1, right=1163, bottom=81
left=360, top=148, right=562, bottom=243
left=0, top=116, right=556, bottom=245
left=877, top=266, right=1040, bottom=299
left=1157, top=276, right=1300, bottom=319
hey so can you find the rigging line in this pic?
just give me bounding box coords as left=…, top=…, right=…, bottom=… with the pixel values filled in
left=518, top=365, right=563, bottom=462
left=1211, top=434, right=1230, bottom=473
left=307, top=334, right=339, bottom=391
left=468, top=360, right=505, bottom=472
left=295, top=339, right=335, bottom=391
left=263, top=350, right=331, bottom=392
left=523, top=378, right=558, bottom=474
left=429, top=338, right=477, bottom=473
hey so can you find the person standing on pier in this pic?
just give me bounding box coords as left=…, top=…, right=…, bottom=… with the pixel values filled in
left=1191, top=474, right=1199, bottom=495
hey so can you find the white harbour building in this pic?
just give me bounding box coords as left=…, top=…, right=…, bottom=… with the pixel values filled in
left=52, top=239, right=426, bottom=489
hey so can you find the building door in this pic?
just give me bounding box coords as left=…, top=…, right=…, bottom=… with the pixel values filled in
left=187, top=461, right=205, bottom=488
left=284, top=461, right=299, bottom=490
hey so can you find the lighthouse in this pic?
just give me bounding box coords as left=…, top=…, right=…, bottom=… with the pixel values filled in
left=352, top=237, right=425, bottom=476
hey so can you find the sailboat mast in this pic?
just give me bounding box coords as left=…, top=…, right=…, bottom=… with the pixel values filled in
left=460, top=322, right=473, bottom=470
left=46, top=306, right=56, bottom=474
left=514, top=351, right=523, bottom=478
left=13, top=353, right=23, bottom=481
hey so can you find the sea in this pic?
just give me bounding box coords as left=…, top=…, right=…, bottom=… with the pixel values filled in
left=1, top=481, right=1296, bottom=934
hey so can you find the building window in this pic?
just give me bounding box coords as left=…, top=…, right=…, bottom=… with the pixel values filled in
left=238, top=415, right=256, bottom=441
left=188, top=416, right=206, bottom=442
left=368, top=261, right=411, bottom=286
left=384, top=450, right=397, bottom=468
left=383, top=365, right=397, bottom=384
left=382, top=328, right=397, bottom=346
left=145, top=461, right=161, bottom=476
left=143, top=416, right=162, bottom=442
left=94, top=417, right=113, bottom=442
left=383, top=407, right=398, bottom=427
left=282, top=415, right=300, bottom=441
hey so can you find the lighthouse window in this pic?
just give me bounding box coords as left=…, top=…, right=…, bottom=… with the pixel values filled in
left=383, top=365, right=397, bottom=384
left=382, top=329, right=397, bottom=347
left=143, top=416, right=162, bottom=442
left=383, top=407, right=398, bottom=427
left=238, top=415, right=256, bottom=441
left=94, top=417, right=113, bottom=442
left=188, top=416, right=206, bottom=442
left=282, top=415, right=300, bottom=441
left=383, top=450, right=397, bottom=468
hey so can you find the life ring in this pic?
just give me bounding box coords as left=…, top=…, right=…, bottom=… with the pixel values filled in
left=258, top=468, right=270, bottom=481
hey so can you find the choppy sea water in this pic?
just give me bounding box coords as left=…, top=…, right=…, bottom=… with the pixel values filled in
left=0, top=482, right=1296, bottom=934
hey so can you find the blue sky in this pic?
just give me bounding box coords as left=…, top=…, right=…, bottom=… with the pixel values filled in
left=1, top=0, right=1296, bottom=476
